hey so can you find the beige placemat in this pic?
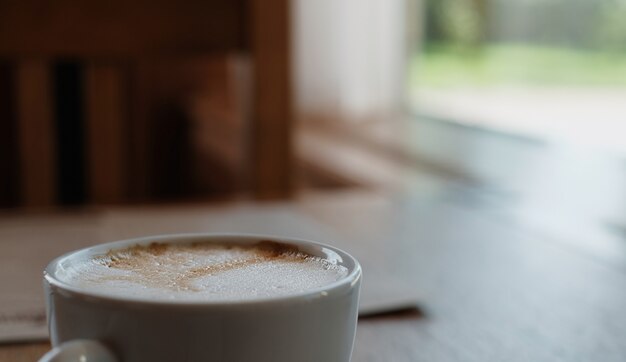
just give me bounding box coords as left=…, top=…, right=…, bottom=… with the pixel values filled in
left=0, top=205, right=418, bottom=343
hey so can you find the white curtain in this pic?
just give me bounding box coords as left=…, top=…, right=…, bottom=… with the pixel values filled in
left=294, top=0, right=410, bottom=123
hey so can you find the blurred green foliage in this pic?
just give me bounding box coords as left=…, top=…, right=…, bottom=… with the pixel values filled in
left=417, top=0, right=626, bottom=86
left=424, top=0, right=626, bottom=52
left=595, top=0, right=626, bottom=52
left=412, top=44, right=626, bottom=87
left=425, top=0, right=487, bottom=49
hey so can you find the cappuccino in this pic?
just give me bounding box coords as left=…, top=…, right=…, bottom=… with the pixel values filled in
left=56, top=240, right=348, bottom=301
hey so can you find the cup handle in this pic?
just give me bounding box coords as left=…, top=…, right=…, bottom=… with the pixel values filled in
left=38, top=340, right=118, bottom=362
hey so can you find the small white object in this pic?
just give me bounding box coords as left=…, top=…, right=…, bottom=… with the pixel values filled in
left=38, top=340, right=117, bottom=362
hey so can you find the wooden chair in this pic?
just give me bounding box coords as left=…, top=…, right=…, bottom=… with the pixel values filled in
left=0, top=0, right=293, bottom=207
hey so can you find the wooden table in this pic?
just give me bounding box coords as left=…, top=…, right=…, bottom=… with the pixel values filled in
left=1, top=189, right=626, bottom=361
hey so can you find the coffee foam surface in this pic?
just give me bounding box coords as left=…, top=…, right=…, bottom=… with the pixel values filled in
left=56, top=241, right=349, bottom=301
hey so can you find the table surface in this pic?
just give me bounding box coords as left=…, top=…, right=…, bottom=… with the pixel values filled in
left=1, top=189, right=626, bottom=362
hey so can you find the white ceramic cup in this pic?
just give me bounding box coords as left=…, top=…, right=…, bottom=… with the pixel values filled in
left=39, top=233, right=361, bottom=362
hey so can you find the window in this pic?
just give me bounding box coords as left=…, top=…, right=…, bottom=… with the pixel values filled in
left=410, top=0, right=626, bottom=153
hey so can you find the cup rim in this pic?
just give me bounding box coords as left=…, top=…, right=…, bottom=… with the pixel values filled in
left=44, top=233, right=362, bottom=308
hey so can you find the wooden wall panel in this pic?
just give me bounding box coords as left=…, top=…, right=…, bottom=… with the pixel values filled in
left=0, top=0, right=246, bottom=57
left=249, top=0, right=294, bottom=199
left=85, top=63, right=128, bottom=204
left=15, top=61, right=56, bottom=207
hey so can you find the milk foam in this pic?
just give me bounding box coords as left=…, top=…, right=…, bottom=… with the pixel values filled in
left=57, top=241, right=349, bottom=301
